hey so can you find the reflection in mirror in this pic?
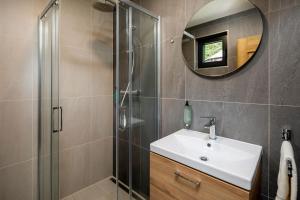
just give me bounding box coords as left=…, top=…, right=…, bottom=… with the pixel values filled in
left=182, top=0, right=263, bottom=77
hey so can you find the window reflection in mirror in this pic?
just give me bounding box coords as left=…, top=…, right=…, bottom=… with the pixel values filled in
left=182, top=0, right=263, bottom=77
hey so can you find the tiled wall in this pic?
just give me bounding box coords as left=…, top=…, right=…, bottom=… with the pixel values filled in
left=137, top=0, right=300, bottom=199
left=0, top=0, right=46, bottom=199
left=59, top=0, right=113, bottom=198
left=0, top=0, right=114, bottom=199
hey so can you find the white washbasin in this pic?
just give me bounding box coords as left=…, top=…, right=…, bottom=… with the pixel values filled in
left=150, top=129, right=262, bottom=190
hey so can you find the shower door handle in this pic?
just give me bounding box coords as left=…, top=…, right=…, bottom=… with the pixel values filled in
left=59, top=106, right=63, bottom=132
left=53, top=106, right=63, bottom=133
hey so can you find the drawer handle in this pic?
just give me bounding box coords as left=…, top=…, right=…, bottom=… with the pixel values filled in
left=174, top=170, right=201, bottom=187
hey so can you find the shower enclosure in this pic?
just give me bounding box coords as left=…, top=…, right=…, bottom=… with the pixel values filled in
left=38, top=0, right=160, bottom=199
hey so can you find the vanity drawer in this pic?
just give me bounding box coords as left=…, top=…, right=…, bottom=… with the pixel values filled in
left=150, top=152, right=258, bottom=200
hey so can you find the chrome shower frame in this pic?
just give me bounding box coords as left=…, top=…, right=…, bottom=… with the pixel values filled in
left=38, top=0, right=60, bottom=200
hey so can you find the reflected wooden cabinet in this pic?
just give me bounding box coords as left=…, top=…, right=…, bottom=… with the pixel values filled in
left=237, top=35, right=261, bottom=68
left=150, top=153, right=261, bottom=200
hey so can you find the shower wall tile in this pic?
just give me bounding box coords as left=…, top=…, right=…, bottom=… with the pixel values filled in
left=91, top=47, right=113, bottom=96
left=140, top=0, right=186, bottom=42
left=0, top=160, right=33, bottom=200
left=134, top=12, right=156, bottom=49
left=60, top=144, right=90, bottom=198
left=269, top=105, right=300, bottom=198
left=90, top=96, right=113, bottom=141
left=139, top=46, right=157, bottom=98
left=0, top=100, right=33, bottom=168
left=0, top=0, right=35, bottom=40
left=88, top=137, right=113, bottom=185
left=140, top=148, right=150, bottom=198
left=91, top=5, right=114, bottom=49
left=0, top=36, right=34, bottom=101
left=60, top=46, right=92, bottom=98
left=269, top=6, right=300, bottom=106
left=117, top=139, right=130, bottom=185
left=0, top=0, right=48, bottom=198
left=161, top=38, right=186, bottom=99
left=140, top=97, right=158, bottom=150
left=132, top=145, right=142, bottom=195
left=59, top=97, right=92, bottom=150
left=60, top=0, right=92, bottom=52
left=90, top=5, right=114, bottom=96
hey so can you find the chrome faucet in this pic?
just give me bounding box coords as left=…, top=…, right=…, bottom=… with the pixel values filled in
left=201, top=117, right=216, bottom=140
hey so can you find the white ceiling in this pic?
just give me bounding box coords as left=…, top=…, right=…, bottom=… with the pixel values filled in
left=187, top=0, right=255, bottom=28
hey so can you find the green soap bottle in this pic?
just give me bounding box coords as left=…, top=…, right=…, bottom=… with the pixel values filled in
left=184, top=101, right=192, bottom=129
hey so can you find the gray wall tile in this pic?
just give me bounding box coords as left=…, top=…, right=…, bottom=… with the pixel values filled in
left=140, top=97, right=158, bottom=150
left=0, top=100, right=33, bottom=168
left=222, top=103, right=269, bottom=195
left=88, top=137, right=113, bottom=185
left=141, top=0, right=186, bottom=42
left=0, top=160, right=33, bottom=200
left=269, top=0, right=298, bottom=12
left=269, top=6, right=300, bottom=106
left=189, top=100, right=224, bottom=133
left=161, top=38, right=186, bottom=99
left=90, top=96, right=113, bottom=141
left=60, top=144, right=90, bottom=198
left=161, top=98, right=185, bottom=136
left=59, top=97, right=92, bottom=150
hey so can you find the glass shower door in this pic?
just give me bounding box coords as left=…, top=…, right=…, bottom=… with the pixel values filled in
left=39, top=2, right=60, bottom=200
left=115, top=1, right=160, bottom=199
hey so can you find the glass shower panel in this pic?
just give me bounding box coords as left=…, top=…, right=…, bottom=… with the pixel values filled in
left=130, top=7, right=159, bottom=200
left=39, top=3, right=60, bottom=200
left=115, top=1, right=159, bottom=199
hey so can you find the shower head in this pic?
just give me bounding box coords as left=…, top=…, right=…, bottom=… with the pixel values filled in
left=93, top=0, right=115, bottom=12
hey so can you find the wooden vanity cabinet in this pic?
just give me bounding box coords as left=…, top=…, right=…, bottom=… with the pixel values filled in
left=150, top=153, right=261, bottom=200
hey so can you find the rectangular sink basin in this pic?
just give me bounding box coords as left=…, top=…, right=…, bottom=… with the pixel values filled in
left=150, top=129, right=262, bottom=190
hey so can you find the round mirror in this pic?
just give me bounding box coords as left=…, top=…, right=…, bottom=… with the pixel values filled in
left=182, top=0, right=263, bottom=77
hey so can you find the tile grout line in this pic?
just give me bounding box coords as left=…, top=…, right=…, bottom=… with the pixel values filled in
left=61, top=136, right=114, bottom=152
left=0, top=98, right=34, bottom=103
left=161, top=97, right=300, bottom=108
left=60, top=94, right=114, bottom=99
left=0, top=158, right=33, bottom=171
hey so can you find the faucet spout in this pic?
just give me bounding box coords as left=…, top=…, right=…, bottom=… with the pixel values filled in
left=201, top=117, right=217, bottom=140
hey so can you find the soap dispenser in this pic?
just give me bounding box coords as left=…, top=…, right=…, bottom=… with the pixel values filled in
left=184, top=101, right=192, bottom=129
